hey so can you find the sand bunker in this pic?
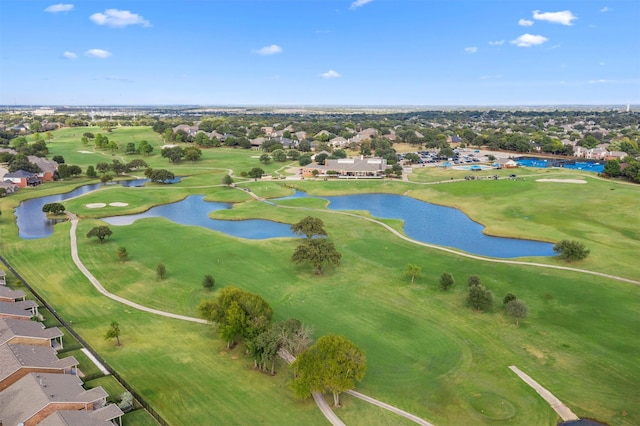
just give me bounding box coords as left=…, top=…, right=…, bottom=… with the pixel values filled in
left=86, top=203, right=107, bottom=208
left=109, top=202, right=129, bottom=207
left=78, top=150, right=93, bottom=154
left=536, top=179, right=587, bottom=184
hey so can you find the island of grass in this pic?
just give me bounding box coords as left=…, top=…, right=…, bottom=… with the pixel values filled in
left=0, top=126, right=638, bottom=426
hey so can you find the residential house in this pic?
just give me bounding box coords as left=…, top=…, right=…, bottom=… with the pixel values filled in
left=294, top=131, right=307, bottom=141
left=0, top=180, right=19, bottom=195
left=172, top=124, right=199, bottom=138
left=260, top=126, right=274, bottom=136
left=604, top=151, right=627, bottom=161
left=0, top=318, right=64, bottom=349
left=329, top=136, right=348, bottom=148
left=39, top=405, right=125, bottom=426
left=0, top=344, right=79, bottom=391
left=0, top=300, right=40, bottom=320
left=0, top=286, right=26, bottom=302
left=0, top=372, right=122, bottom=426
left=3, top=170, right=42, bottom=188
left=28, top=156, right=58, bottom=182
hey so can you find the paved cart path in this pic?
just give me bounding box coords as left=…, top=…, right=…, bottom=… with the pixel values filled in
left=509, top=366, right=579, bottom=422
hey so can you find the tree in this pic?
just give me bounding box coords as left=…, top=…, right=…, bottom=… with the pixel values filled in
left=287, top=149, right=301, bottom=160
left=553, top=240, right=590, bottom=262
left=259, top=153, right=271, bottom=164
left=291, top=216, right=327, bottom=239
left=105, top=321, right=121, bottom=346
left=503, top=293, right=517, bottom=305
left=291, top=334, right=367, bottom=407
left=117, top=247, right=129, bottom=263
left=96, top=162, right=111, bottom=174
left=299, top=155, right=312, bottom=166
left=221, top=174, right=233, bottom=186
left=404, top=153, right=421, bottom=164
left=505, top=300, right=528, bottom=326
left=272, top=149, right=287, bottom=162
left=52, top=155, right=65, bottom=164
left=248, top=167, right=265, bottom=179
left=404, top=264, right=422, bottom=283
left=125, top=142, right=137, bottom=154
left=86, top=226, right=112, bottom=243
left=146, top=168, right=175, bottom=183
left=202, top=274, right=215, bottom=290
left=198, top=286, right=273, bottom=349
left=291, top=238, right=341, bottom=274
left=315, top=153, right=328, bottom=165
left=42, top=202, right=65, bottom=215
left=118, top=392, right=134, bottom=412
left=127, top=159, right=148, bottom=170
left=603, top=160, right=621, bottom=178
left=440, top=272, right=454, bottom=291
left=161, top=146, right=185, bottom=163
left=156, top=263, right=167, bottom=280
left=100, top=174, right=113, bottom=184
left=468, top=275, right=481, bottom=287
left=184, top=146, right=202, bottom=162
left=466, top=284, right=494, bottom=312
left=138, top=140, right=153, bottom=155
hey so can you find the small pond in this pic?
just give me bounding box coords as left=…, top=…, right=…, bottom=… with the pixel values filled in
left=275, top=192, right=554, bottom=258
left=102, top=195, right=297, bottom=240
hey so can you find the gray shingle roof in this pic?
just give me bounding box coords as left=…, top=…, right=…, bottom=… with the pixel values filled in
left=0, top=344, right=78, bottom=383
left=0, top=318, right=63, bottom=346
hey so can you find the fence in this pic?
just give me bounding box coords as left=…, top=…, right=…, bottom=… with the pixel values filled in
left=0, top=255, right=169, bottom=426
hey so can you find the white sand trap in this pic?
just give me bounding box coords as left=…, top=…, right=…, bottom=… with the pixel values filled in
left=86, top=203, right=107, bottom=208
left=161, top=144, right=176, bottom=148
left=109, top=202, right=129, bottom=207
left=78, top=150, right=94, bottom=154
left=536, top=179, right=587, bottom=184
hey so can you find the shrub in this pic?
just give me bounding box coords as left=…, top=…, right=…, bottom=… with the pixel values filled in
left=553, top=240, right=590, bottom=262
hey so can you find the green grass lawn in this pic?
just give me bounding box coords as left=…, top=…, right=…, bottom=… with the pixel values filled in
left=1, top=127, right=639, bottom=425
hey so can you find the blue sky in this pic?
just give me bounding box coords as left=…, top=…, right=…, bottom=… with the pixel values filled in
left=1, top=0, right=638, bottom=106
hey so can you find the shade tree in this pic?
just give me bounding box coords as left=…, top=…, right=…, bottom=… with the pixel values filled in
left=86, top=226, right=112, bottom=243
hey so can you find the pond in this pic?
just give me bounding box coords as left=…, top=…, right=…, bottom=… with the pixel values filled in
left=102, top=195, right=296, bottom=240
left=16, top=183, right=554, bottom=258
left=275, top=192, right=554, bottom=258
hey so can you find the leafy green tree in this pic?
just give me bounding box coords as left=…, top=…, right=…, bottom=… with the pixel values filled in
left=156, top=263, right=167, bottom=280
left=553, top=240, right=590, bottom=262
left=291, top=216, right=327, bottom=239
left=287, top=149, right=301, bottom=160
left=86, top=226, right=112, bottom=243
left=468, top=275, right=481, bottom=287
left=86, top=165, right=97, bottom=178
left=161, top=146, right=185, bottom=163
left=291, top=238, right=341, bottom=274
left=603, top=160, right=621, bottom=177
left=125, top=142, right=137, bottom=154
left=248, top=167, right=265, bottom=179
left=117, top=247, right=129, bottom=263
left=137, top=140, right=153, bottom=155
left=503, top=293, right=517, bottom=305
left=57, top=164, right=72, bottom=179
left=466, top=284, right=494, bottom=312
left=145, top=168, right=175, bottom=183
left=110, top=159, right=128, bottom=175
left=105, top=321, right=121, bottom=346
left=202, top=274, right=215, bottom=290
left=42, top=203, right=65, bottom=215
left=299, top=155, right=312, bottom=166
left=52, top=155, right=65, bottom=164
left=184, top=146, right=202, bottom=162
left=404, top=264, right=422, bottom=283
left=259, top=153, right=271, bottom=164
left=291, top=334, right=367, bottom=407
left=67, top=165, right=82, bottom=176
left=440, top=272, right=454, bottom=291
left=272, top=149, right=287, bottom=162
left=100, top=174, right=113, bottom=184
left=506, top=300, right=528, bottom=326
left=127, top=159, right=148, bottom=170
left=404, top=153, right=421, bottom=164
left=198, top=286, right=273, bottom=349
left=96, top=162, right=110, bottom=174
left=221, top=174, right=233, bottom=186
left=315, top=153, right=328, bottom=165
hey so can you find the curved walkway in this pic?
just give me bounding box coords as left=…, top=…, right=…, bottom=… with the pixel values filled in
left=67, top=213, right=208, bottom=324
left=509, top=366, right=579, bottom=421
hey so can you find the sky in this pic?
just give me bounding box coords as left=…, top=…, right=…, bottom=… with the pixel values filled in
left=1, top=0, right=639, bottom=106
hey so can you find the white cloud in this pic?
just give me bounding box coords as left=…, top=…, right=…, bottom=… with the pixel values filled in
left=510, top=34, right=549, bottom=47
left=351, top=0, right=373, bottom=10
left=488, top=40, right=505, bottom=46
left=85, top=49, right=112, bottom=58
left=90, top=9, right=151, bottom=27
left=600, top=7, right=611, bottom=13
left=63, top=51, right=77, bottom=59
left=464, top=47, right=478, bottom=54
left=44, top=4, right=73, bottom=13
left=532, top=10, right=577, bottom=26
left=518, top=19, right=534, bottom=27
left=253, top=45, right=283, bottom=55
left=320, top=70, right=341, bottom=79
left=588, top=79, right=610, bottom=84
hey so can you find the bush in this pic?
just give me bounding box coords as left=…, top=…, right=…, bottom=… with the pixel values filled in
left=506, top=300, right=528, bottom=325
left=553, top=240, right=590, bottom=262
left=440, top=272, right=454, bottom=291
left=466, top=284, right=494, bottom=312
left=503, top=293, right=517, bottom=305
left=467, top=275, right=481, bottom=287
